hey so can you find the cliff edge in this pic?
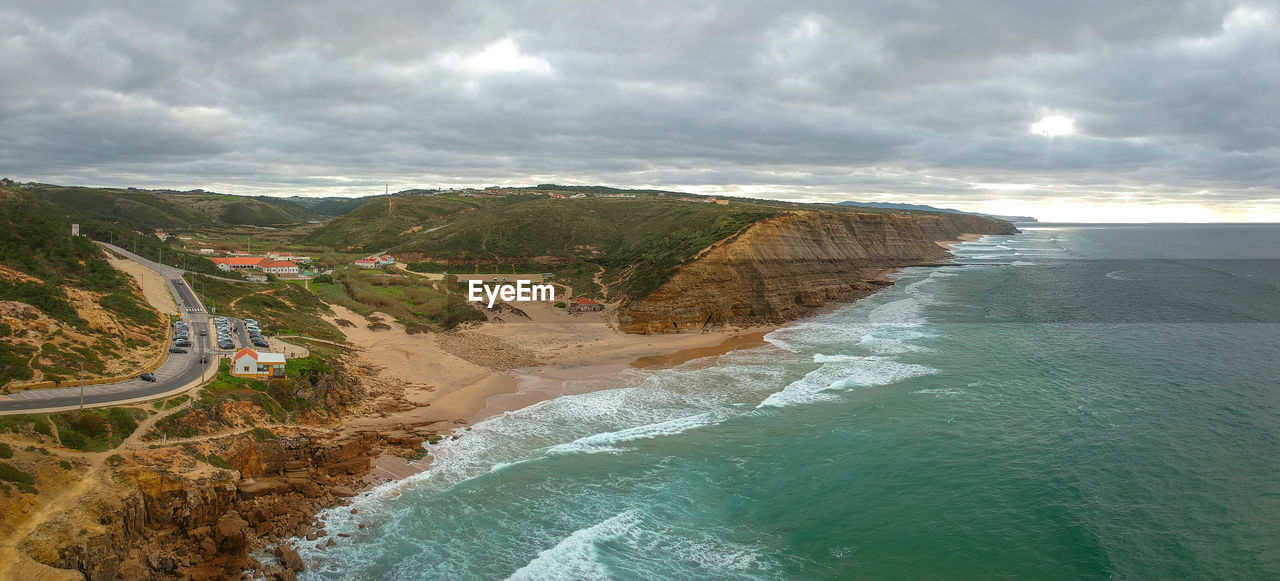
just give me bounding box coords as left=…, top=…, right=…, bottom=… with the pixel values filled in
left=616, top=211, right=1018, bottom=334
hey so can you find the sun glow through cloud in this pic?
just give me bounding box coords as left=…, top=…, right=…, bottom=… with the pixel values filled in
left=1031, top=115, right=1075, bottom=136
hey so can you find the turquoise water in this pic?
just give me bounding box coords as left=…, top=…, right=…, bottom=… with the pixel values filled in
left=298, top=224, right=1280, bottom=580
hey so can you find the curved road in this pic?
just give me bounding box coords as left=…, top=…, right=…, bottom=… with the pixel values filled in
left=0, top=242, right=218, bottom=415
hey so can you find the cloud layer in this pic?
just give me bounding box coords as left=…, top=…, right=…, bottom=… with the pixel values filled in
left=2, top=1, right=1278, bottom=219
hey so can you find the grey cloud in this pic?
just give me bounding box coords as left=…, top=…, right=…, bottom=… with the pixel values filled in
left=1, top=0, right=1278, bottom=217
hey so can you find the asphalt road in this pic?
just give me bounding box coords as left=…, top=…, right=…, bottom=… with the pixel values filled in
left=0, top=242, right=218, bottom=414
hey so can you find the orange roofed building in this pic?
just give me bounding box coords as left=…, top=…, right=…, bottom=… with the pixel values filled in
left=232, top=348, right=287, bottom=379
left=211, top=257, right=299, bottom=276
left=568, top=297, right=603, bottom=312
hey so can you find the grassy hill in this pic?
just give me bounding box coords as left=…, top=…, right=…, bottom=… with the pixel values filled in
left=0, top=190, right=166, bottom=388
left=300, top=194, right=519, bottom=251
left=23, top=183, right=316, bottom=229
left=306, top=191, right=804, bottom=299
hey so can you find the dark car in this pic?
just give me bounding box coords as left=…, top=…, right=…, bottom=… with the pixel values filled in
left=168, top=347, right=188, bottom=354
left=139, top=372, right=157, bottom=382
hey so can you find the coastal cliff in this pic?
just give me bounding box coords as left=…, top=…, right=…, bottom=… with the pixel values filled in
left=617, top=211, right=1018, bottom=334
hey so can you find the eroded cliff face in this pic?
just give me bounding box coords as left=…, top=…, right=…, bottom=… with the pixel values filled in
left=617, top=211, right=1017, bottom=334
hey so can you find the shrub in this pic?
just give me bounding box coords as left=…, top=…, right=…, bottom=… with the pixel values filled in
left=0, top=443, right=11, bottom=459
left=205, top=453, right=232, bottom=470
left=0, top=462, right=34, bottom=486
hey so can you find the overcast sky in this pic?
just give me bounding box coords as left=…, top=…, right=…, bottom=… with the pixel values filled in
left=3, top=1, right=1278, bottom=220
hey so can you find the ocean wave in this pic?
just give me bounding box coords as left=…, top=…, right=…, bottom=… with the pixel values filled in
left=505, top=509, right=773, bottom=580
left=546, top=411, right=724, bottom=456
left=506, top=511, right=642, bottom=581
left=913, top=388, right=968, bottom=397
left=758, top=355, right=937, bottom=409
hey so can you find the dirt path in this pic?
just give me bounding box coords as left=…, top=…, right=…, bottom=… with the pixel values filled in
left=592, top=265, right=608, bottom=296
left=0, top=394, right=198, bottom=576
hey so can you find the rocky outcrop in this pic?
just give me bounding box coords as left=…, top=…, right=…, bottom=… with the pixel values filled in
left=24, top=431, right=384, bottom=581
left=617, top=211, right=1017, bottom=334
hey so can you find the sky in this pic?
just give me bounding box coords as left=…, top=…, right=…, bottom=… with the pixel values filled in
left=2, top=1, right=1278, bottom=221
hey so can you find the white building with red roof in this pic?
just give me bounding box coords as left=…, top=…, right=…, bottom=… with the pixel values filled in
left=210, top=257, right=299, bottom=275
left=232, top=348, right=287, bottom=379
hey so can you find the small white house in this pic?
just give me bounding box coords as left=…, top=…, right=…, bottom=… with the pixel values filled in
left=232, top=348, right=286, bottom=379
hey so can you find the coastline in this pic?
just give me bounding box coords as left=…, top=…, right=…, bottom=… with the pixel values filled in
left=1, top=234, right=1001, bottom=580
left=323, top=250, right=990, bottom=489
left=333, top=233, right=997, bottom=494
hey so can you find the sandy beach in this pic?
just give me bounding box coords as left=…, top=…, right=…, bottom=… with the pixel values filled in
left=321, top=298, right=779, bottom=436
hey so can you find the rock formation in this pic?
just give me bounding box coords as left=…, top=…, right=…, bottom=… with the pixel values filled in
left=617, top=211, right=1017, bottom=333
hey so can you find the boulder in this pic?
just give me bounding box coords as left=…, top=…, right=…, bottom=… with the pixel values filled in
left=214, top=510, right=250, bottom=553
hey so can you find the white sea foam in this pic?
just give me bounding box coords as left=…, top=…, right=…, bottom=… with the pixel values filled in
left=758, top=355, right=937, bottom=408
left=547, top=411, right=724, bottom=455
left=506, top=511, right=643, bottom=581
left=505, top=509, right=772, bottom=580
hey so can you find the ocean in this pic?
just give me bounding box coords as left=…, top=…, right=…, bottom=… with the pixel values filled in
left=296, top=224, right=1280, bottom=580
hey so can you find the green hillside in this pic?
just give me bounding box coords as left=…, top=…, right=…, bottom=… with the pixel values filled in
left=0, top=190, right=165, bottom=387
left=285, top=195, right=372, bottom=216
left=300, top=194, right=522, bottom=251
left=307, top=192, right=791, bottom=299
left=24, top=184, right=315, bottom=229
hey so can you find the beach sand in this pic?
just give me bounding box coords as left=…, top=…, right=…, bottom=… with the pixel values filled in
left=321, top=299, right=779, bottom=478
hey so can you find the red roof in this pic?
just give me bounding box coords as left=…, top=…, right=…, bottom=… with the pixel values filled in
left=212, top=257, right=267, bottom=266
left=211, top=257, right=296, bottom=268
left=571, top=297, right=600, bottom=305
left=234, top=348, right=258, bottom=361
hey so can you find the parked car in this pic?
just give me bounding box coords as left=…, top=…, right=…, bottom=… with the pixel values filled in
left=139, top=372, right=156, bottom=382
left=168, top=347, right=188, bottom=354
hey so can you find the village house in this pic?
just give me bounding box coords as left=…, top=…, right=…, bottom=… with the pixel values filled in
left=231, top=348, right=287, bottom=379
left=210, top=257, right=300, bottom=275
left=354, top=255, right=396, bottom=269
left=568, top=297, right=603, bottom=312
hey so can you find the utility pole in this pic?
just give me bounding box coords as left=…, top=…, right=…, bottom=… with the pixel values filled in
left=78, top=362, right=84, bottom=412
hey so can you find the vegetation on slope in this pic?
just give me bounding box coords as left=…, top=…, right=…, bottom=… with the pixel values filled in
left=0, top=191, right=167, bottom=387
left=310, top=266, right=485, bottom=330
left=183, top=273, right=343, bottom=341
left=0, top=409, right=145, bottom=453
left=311, top=192, right=785, bottom=300
left=300, top=194, right=510, bottom=251
left=22, top=183, right=316, bottom=229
